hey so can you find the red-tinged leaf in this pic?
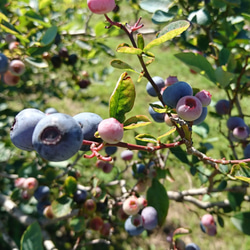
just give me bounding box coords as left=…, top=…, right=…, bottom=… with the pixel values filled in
left=123, top=115, right=151, bottom=130
left=147, top=179, right=169, bottom=226
left=109, top=72, right=136, bottom=123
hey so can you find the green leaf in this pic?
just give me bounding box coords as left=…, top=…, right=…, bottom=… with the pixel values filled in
left=137, top=33, right=145, bottom=50
left=170, top=146, right=190, bottom=165
left=218, top=164, right=229, bottom=174
left=230, top=163, right=250, bottom=183
left=139, top=0, right=172, bottom=13
left=175, top=52, right=216, bottom=83
left=149, top=103, right=167, bottom=113
left=192, top=123, right=209, bottom=138
left=27, top=44, right=52, bottom=57
left=20, top=222, right=43, bottom=250
left=51, top=195, right=72, bottom=217
left=173, top=228, right=192, bottom=240
left=116, top=43, right=143, bottom=55
left=147, top=179, right=169, bottom=226
left=69, top=216, right=85, bottom=233
left=157, top=127, right=176, bottom=141
left=109, top=72, right=136, bottom=123
left=144, top=20, right=190, bottom=51
left=24, top=57, right=48, bottom=68
left=152, top=10, right=174, bottom=24
left=231, top=212, right=250, bottom=235
left=135, top=133, right=158, bottom=143
left=110, top=59, right=137, bottom=72
left=215, top=66, right=235, bottom=88
left=188, top=8, right=211, bottom=25
left=25, top=10, right=50, bottom=27
left=41, top=26, right=57, bottom=46
left=228, top=191, right=244, bottom=211
left=123, top=115, right=151, bottom=130
left=75, top=40, right=92, bottom=51
left=64, top=176, right=77, bottom=196
left=0, top=19, right=20, bottom=35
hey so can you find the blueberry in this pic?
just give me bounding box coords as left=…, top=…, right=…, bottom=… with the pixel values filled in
left=148, top=101, right=165, bottom=123
left=215, top=99, right=230, bottom=115
left=124, top=216, right=145, bottom=236
left=193, top=107, right=208, bottom=125
left=162, top=81, right=193, bottom=108
left=132, top=163, right=146, bottom=177
left=51, top=55, right=62, bottom=68
left=73, top=189, right=88, bottom=204
left=10, top=108, right=45, bottom=151
left=0, top=53, right=9, bottom=74
left=68, top=54, right=78, bottom=66
left=226, top=116, right=245, bottom=130
left=146, top=76, right=165, bottom=97
left=105, top=146, right=118, bottom=155
left=73, top=112, right=103, bottom=151
left=37, top=199, right=51, bottom=215
left=44, top=107, right=58, bottom=115
left=32, top=113, right=83, bottom=161
left=34, top=186, right=50, bottom=202
left=185, top=243, right=200, bottom=250
left=244, top=144, right=250, bottom=158
left=141, top=206, right=158, bottom=230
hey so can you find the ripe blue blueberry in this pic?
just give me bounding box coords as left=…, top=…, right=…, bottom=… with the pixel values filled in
left=34, top=186, right=50, bottom=202
left=0, top=53, right=9, bottom=74
left=10, top=108, right=45, bottom=151
left=141, top=206, right=158, bottom=230
left=73, top=189, right=88, bottom=204
left=185, top=243, right=200, bottom=250
left=193, top=107, right=208, bottom=125
left=37, top=200, right=51, bottom=215
left=148, top=101, right=165, bottom=123
left=215, top=99, right=230, bottom=115
left=146, top=76, right=165, bottom=97
left=244, top=144, right=250, bottom=158
left=105, top=146, right=118, bottom=155
left=32, top=113, right=83, bottom=161
left=45, top=107, right=58, bottom=115
left=124, top=216, right=145, bottom=236
left=73, top=112, right=103, bottom=151
left=162, top=81, right=193, bottom=108
left=226, top=116, right=245, bottom=130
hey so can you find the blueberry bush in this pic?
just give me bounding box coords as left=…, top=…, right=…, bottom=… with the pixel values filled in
left=0, top=0, right=250, bottom=249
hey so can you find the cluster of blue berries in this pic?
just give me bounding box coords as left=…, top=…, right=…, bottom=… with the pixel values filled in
left=10, top=108, right=103, bottom=161
left=146, top=76, right=211, bottom=126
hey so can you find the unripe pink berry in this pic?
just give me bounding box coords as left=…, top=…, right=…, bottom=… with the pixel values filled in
left=232, top=126, right=249, bottom=140
left=137, top=197, right=148, bottom=209
left=123, top=196, right=140, bottom=216
left=23, top=177, right=38, bottom=191
left=87, top=0, right=116, bottom=14
left=98, top=118, right=123, bottom=144
left=176, top=96, right=203, bottom=121
left=3, top=71, right=20, bottom=86
left=120, top=149, right=133, bottom=161
left=15, top=177, right=26, bottom=188
left=9, top=60, right=26, bottom=76
left=201, top=214, right=215, bottom=228
left=195, top=90, right=212, bottom=107
left=164, top=113, right=178, bottom=126
left=165, top=76, right=178, bottom=86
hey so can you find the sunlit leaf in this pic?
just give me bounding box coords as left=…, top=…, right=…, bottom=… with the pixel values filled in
left=157, top=127, right=176, bottom=140
left=231, top=212, right=250, bottom=235
left=110, top=59, right=137, bottom=72
left=140, top=0, right=172, bottom=13
left=25, top=57, right=48, bottom=68
left=123, top=115, right=151, bottom=130
left=175, top=52, right=216, bottom=83
left=135, top=133, right=158, bottom=143
left=20, top=222, right=43, bottom=250
left=109, top=72, right=136, bottom=123
left=64, top=176, right=77, bottom=196
left=25, top=10, right=50, bottom=27
left=117, top=44, right=143, bottom=55
left=137, top=33, right=145, bottom=49
left=51, top=195, right=72, bottom=217
left=144, top=20, right=190, bottom=51
left=152, top=10, right=174, bottom=24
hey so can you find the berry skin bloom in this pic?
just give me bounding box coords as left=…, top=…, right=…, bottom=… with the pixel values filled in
left=87, top=0, right=116, bottom=15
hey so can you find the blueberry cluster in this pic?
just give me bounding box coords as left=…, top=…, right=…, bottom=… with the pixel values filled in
left=0, top=52, right=26, bottom=85
left=10, top=108, right=104, bottom=161
left=146, top=76, right=211, bottom=125
left=122, top=195, right=158, bottom=235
